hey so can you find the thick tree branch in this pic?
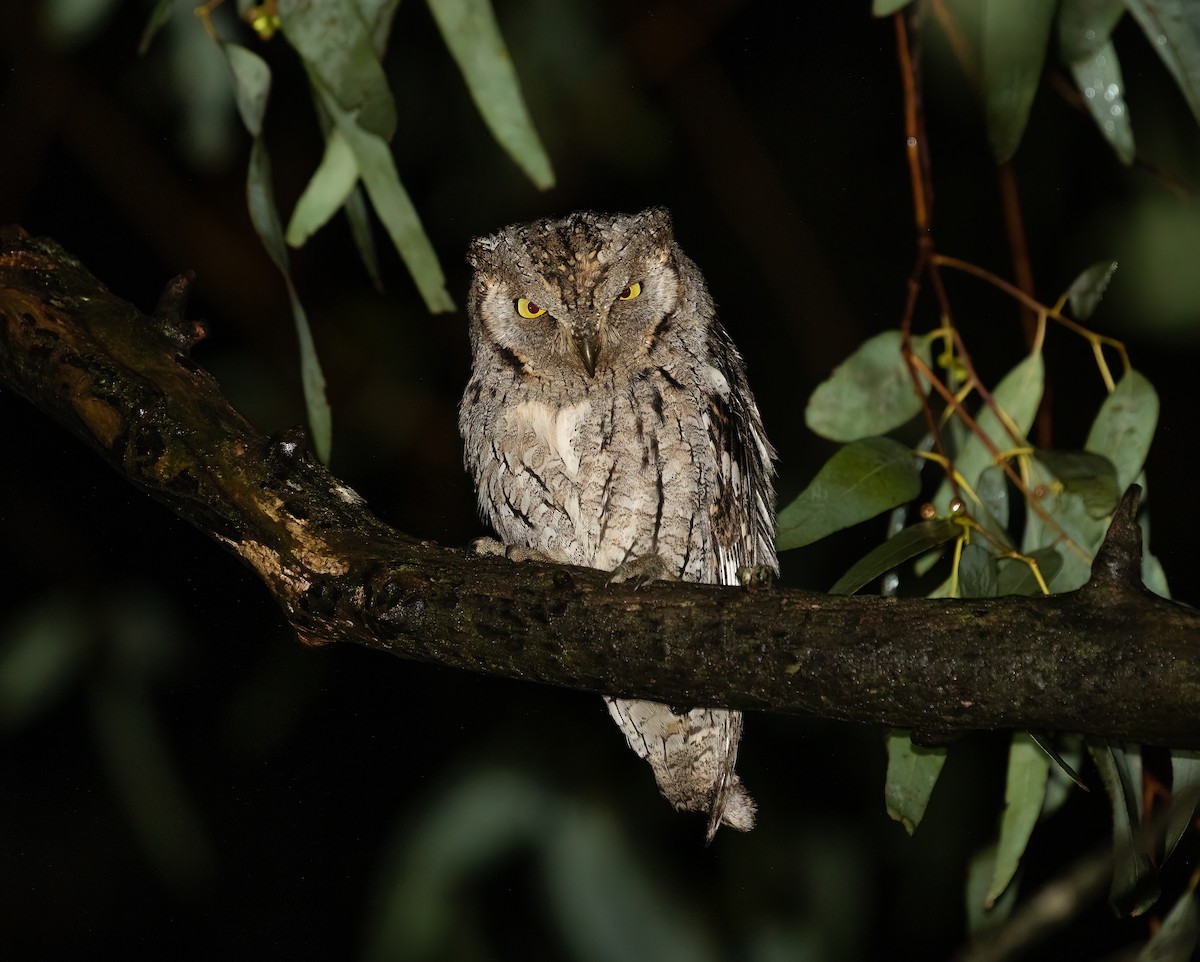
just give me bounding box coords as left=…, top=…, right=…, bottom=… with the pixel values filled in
left=2, top=227, right=1198, bottom=746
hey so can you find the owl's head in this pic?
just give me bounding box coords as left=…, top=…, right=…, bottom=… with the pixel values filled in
left=466, top=208, right=687, bottom=379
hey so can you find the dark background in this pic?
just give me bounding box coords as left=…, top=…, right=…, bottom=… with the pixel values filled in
left=2, top=1, right=1198, bottom=958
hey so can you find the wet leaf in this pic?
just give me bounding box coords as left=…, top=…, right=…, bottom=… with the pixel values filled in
left=1066, top=260, right=1119, bottom=320
left=427, top=0, right=555, bottom=189
left=1085, top=368, right=1159, bottom=491
left=1060, top=1, right=1133, bottom=163
left=885, top=731, right=947, bottom=835
left=982, top=0, right=1056, bottom=162
left=987, top=733, right=1050, bottom=905
left=1124, top=0, right=1200, bottom=127
left=776, top=437, right=920, bottom=551
left=830, top=519, right=961, bottom=596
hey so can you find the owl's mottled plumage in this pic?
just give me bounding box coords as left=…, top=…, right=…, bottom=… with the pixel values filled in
left=459, top=208, right=777, bottom=840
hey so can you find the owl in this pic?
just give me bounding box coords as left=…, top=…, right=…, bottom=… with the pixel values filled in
left=459, top=208, right=777, bottom=841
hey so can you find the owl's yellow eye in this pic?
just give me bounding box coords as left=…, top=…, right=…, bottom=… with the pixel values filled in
left=516, top=297, right=546, bottom=319
left=618, top=282, right=642, bottom=301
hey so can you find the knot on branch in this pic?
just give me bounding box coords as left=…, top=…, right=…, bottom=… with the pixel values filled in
left=1084, top=485, right=1144, bottom=596
left=153, top=271, right=208, bottom=351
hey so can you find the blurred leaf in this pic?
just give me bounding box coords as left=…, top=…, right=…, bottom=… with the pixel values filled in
left=1066, top=260, right=1119, bottom=320
left=966, top=843, right=1020, bottom=937
left=776, top=437, right=921, bottom=551
left=982, top=0, right=1056, bottom=162
left=279, top=0, right=397, bottom=139
left=932, top=352, right=1044, bottom=515
left=1124, top=0, right=1200, bottom=127
left=427, top=0, right=555, bottom=189
left=543, top=809, right=718, bottom=962
left=996, top=547, right=1062, bottom=596
left=43, top=0, right=123, bottom=46
left=138, top=0, right=175, bottom=55
left=1167, top=750, right=1200, bottom=860
left=224, top=42, right=272, bottom=136
left=1143, top=551, right=1171, bottom=599
left=1085, top=368, right=1159, bottom=491
left=884, top=731, right=947, bottom=835
left=831, top=519, right=961, bottom=596
left=286, top=128, right=360, bottom=247
left=987, top=732, right=1050, bottom=905
left=1137, top=879, right=1199, bottom=962
left=316, top=85, right=456, bottom=313
left=1089, top=740, right=1160, bottom=916
left=976, top=465, right=1011, bottom=530
left=359, top=0, right=403, bottom=55
left=1060, top=0, right=1134, bottom=163
left=0, top=597, right=90, bottom=728
left=345, top=184, right=385, bottom=291
left=1034, top=450, right=1121, bottom=518
left=873, top=0, right=914, bottom=14
left=805, top=331, right=932, bottom=442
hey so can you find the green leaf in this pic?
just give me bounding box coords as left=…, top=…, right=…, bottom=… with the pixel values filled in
left=223, top=43, right=272, bottom=137
left=1137, top=878, right=1199, bottom=962
left=884, top=731, right=947, bottom=835
left=982, top=0, right=1057, bottom=162
left=830, top=519, right=961, bottom=596
left=138, top=0, right=174, bottom=55
left=933, top=351, right=1044, bottom=515
left=1042, top=733, right=1086, bottom=817
left=1059, top=1, right=1133, bottom=163
left=317, top=85, right=456, bottom=313
left=1085, top=368, right=1159, bottom=491
left=1143, top=551, right=1171, bottom=599
left=996, top=547, right=1062, bottom=597
left=805, top=331, right=932, bottom=442
left=247, top=139, right=334, bottom=463
left=1034, top=450, right=1121, bottom=518
left=1059, top=0, right=1126, bottom=61
left=286, top=127, right=360, bottom=247
left=957, top=541, right=997, bottom=598
left=427, top=0, right=555, bottom=190
left=987, top=732, right=1050, bottom=905
left=776, top=437, right=920, bottom=551
left=1124, top=0, right=1200, bottom=127
left=1167, top=750, right=1200, bottom=860
left=1066, top=260, right=1119, bottom=320
left=873, top=0, right=914, bottom=15
left=279, top=0, right=397, bottom=139
left=966, top=843, right=1021, bottom=937
left=976, top=465, right=1011, bottom=530
left=345, top=184, right=385, bottom=291
left=1089, top=740, right=1160, bottom=916
left=357, top=0, right=403, bottom=56
left=0, top=597, right=90, bottom=728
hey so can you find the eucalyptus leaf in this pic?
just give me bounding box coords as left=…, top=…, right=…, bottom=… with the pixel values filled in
left=957, top=541, right=997, bottom=598
left=884, top=731, right=947, bottom=835
left=966, top=843, right=1020, bottom=936
left=805, top=331, right=932, bottom=442
left=776, top=437, right=921, bottom=551
left=872, top=0, right=914, bottom=15
left=1089, top=740, right=1160, bottom=917
left=1066, top=260, right=1119, bottom=320
left=1059, top=0, right=1126, bottom=61
left=286, top=127, right=360, bottom=248
left=1034, top=450, right=1121, bottom=519
left=976, top=465, right=1010, bottom=531
left=223, top=43, right=272, bottom=137
left=830, top=519, right=961, bottom=596
left=1069, top=44, right=1135, bottom=164
left=1143, top=552, right=1171, bottom=600
left=279, top=0, right=397, bottom=140
left=427, top=0, right=555, bottom=189
left=1167, top=750, right=1200, bottom=861
left=996, top=547, right=1062, bottom=597
left=932, top=351, right=1044, bottom=516
left=987, top=732, right=1050, bottom=905
left=1136, top=880, right=1199, bottom=962
left=1124, top=0, right=1200, bottom=127
left=137, top=0, right=174, bottom=55
left=982, top=0, right=1056, bottom=162
left=1085, top=368, right=1159, bottom=491
left=358, top=0, right=404, bottom=55
left=345, top=184, right=384, bottom=291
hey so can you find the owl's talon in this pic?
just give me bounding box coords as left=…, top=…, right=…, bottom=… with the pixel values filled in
left=607, top=554, right=678, bottom=589
left=736, top=564, right=776, bottom=588
left=467, top=536, right=508, bottom=559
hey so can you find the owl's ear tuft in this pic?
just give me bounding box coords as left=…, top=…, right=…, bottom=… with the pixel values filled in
left=467, top=235, right=498, bottom=269
left=637, top=207, right=674, bottom=240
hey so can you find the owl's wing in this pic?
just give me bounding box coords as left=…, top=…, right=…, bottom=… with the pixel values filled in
left=704, top=325, right=778, bottom=586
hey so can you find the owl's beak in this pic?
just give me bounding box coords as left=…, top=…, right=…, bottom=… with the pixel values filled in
left=574, top=331, right=602, bottom=377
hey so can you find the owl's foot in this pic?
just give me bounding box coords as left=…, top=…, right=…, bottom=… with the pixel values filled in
left=736, top=564, right=776, bottom=588
left=467, top=537, right=554, bottom=564
left=607, top=553, right=678, bottom=589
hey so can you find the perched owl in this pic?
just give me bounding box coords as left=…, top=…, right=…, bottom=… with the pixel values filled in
left=459, top=208, right=777, bottom=841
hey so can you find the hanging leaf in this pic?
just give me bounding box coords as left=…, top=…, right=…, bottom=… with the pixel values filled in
left=805, top=331, right=932, bottom=442
left=1167, top=750, right=1200, bottom=861
left=1066, top=260, right=1119, bottom=320
left=286, top=128, right=360, bottom=247
left=776, top=437, right=920, bottom=551
left=1085, top=368, right=1159, bottom=491
left=884, top=731, right=947, bottom=835
left=1089, top=740, right=1160, bottom=917
left=982, top=0, right=1057, bottom=162
left=986, top=733, right=1050, bottom=905
left=830, top=518, right=961, bottom=596
left=1059, top=0, right=1134, bottom=163
left=344, top=184, right=385, bottom=291
left=932, top=351, right=1044, bottom=516
left=1124, top=0, right=1200, bottom=127
left=427, top=0, right=555, bottom=189
left=966, top=843, right=1021, bottom=936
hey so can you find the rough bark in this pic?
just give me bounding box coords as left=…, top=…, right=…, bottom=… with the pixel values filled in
left=1, top=226, right=1197, bottom=746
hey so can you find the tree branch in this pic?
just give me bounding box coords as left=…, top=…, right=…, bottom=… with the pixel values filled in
left=2, top=227, right=1198, bottom=746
